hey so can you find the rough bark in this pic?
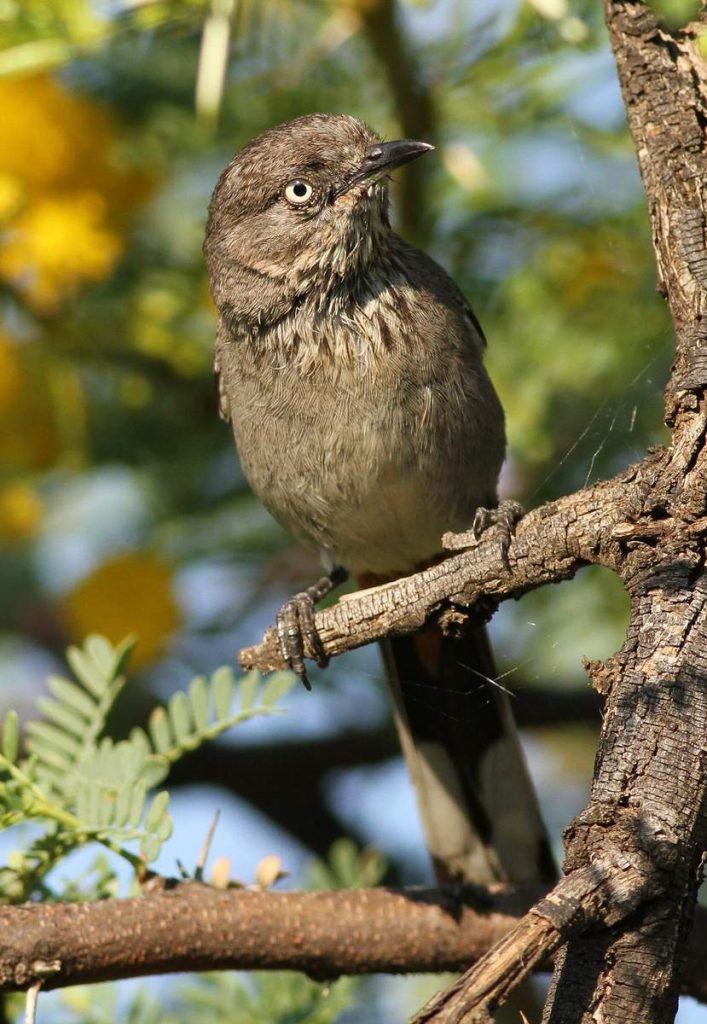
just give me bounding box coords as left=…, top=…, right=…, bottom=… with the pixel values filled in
left=538, top=4, right=707, bottom=1022
left=238, top=473, right=654, bottom=673
left=0, top=882, right=543, bottom=991
left=1, top=879, right=707, bottom=1004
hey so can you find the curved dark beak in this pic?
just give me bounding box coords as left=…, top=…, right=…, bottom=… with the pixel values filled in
left=336, top=139, right=434, bottom=197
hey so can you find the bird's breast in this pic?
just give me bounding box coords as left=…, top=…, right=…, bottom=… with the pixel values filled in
left=217, top=290, right=504, bottom=574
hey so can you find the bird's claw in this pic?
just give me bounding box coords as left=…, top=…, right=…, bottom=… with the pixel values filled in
left=444, top=500, right=523, bottom=568
left=472, top=499, right=523, bottom=542
left=473, top=499, right=523, bottom=568
left=275, top=590, right=329, bottom=691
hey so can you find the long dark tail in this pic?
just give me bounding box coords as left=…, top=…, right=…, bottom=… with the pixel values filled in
left=381, top=623, right=556, bottom=884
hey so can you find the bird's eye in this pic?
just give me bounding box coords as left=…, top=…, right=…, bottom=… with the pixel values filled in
left=284, top=179, right=314, bottom=205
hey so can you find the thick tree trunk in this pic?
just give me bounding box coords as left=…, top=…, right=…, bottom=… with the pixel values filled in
left=542, top=4, right=707, bottom=1021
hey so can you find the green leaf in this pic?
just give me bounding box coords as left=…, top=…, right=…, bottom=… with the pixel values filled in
left=142, top=755, right=170, bottom=789
left=36, top=697, right=86, bottom=737
left=128, top=727, right=151, bottom=762
left=168, top=692, right=192, bottom=743
left=66, top=645, right=109, bottom=697
left=74, top=784, right=90, bottom=823
left=188, top=676, right=209, bottom=730
left=155, top=816, right=173, bottom=842
left=116, top=739, right=142, bottom=780
left=84, top=634, right=116, bottom=677
left=148, top=708, right=172, bottom=754
left=94, top=736, right=116, bottom=781
left=260, top=672, right=295, bottom=709
left=239, top=669, right=260, bottom=711
left=114, top=784, right=133, bottom=828
left=128, top=780, right=147, bottom=828
left=212, top=666, right=234, bottom=721
left=26, top=721, right=81, bottom=758
left=98, top=790, right=117, bottom=828
left=85, top=781, right=101, bottom=826
left=111, top=635, right=138, bottom=678
left=33, top=746, right=72, bottom=774
left=2, top=711, right=19, bottom=763
left=47, top=675, right=95, bottom=718
left=140, top=834, right=163, bottom=863
left=144, top=791, right=169, bottom=833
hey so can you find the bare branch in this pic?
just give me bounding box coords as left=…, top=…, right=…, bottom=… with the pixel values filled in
left=1, top=880, right=706, bottom=1004
left=0, top=881, right=542, bottom=992
left=239, top=470, right=657, bottom=674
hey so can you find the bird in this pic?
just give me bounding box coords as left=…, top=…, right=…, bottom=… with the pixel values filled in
left=204, top=113, right=554, bottom=885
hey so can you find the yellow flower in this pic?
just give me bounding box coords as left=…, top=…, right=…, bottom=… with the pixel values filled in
left=0, top=193, right=122, bottom=312
left=0, top=73, right=150, bottom=206
left=0, top=73, right=155, bottom=312
left=60, top=552, right=181, bottom=668
left=0, top=482, right=42, bottom=541
left=0, top=174, right=23, bottom=221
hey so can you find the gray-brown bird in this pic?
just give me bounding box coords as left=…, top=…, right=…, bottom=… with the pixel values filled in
left=205, top=113, right=554, bottom=885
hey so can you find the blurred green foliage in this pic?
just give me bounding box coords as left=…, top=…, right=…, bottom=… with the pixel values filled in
left=0, top=0, right=681, bottom=1019
left=19, top=970, right=357, bottom=1024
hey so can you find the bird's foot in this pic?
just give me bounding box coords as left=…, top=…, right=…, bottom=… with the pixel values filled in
left=275, top=568, right=348, bottom=691
left=472, top=499, right=524, bottom=542
left=443, top=499, right=523, bottom=566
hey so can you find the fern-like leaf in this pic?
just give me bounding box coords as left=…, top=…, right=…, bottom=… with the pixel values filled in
left=130, top=667, right=295, bottom=770
left=25, top=634, right=137, bottom=801
left=1, top=636, right=297, bottom=884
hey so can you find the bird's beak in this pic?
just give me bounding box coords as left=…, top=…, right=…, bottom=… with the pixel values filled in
left=336, top=139, right=434, bottom=197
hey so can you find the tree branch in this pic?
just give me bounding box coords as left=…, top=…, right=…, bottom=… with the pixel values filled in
left=536, top=4, right=707, bottom=1022
left=0, top=881, right=542, bottom=992
left=1, top=879, right=706, bottom=1004
left=239, top=470, right=666, bottom=674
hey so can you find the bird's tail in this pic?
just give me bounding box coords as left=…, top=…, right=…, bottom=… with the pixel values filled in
left=380, top=623, right=556, bottom=884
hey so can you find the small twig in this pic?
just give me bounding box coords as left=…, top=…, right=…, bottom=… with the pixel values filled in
left=24, top=982, right=40, bottom=1024
left=412, top=913, right=559, bottom=1024
left=23, top=962, right=60, bottom=1024
left=194, top=809, right=220, bottom=882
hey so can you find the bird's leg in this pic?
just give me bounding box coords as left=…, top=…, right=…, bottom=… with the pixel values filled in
left=275, top=566, right=349, bottom=691
left=443, top=499, right=524, bottom=565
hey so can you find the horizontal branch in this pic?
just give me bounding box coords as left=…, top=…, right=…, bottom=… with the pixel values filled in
left=0, top=881, right=540, bottom=992
left=239, top=468, right=656, bottom=673
left=1, top=880, right=705, bottom=1004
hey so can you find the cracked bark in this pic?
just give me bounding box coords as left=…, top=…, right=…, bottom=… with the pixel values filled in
left=538, top=5, right=707, bottom=1022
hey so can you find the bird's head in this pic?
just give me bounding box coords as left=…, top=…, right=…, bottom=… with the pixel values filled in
left=205, top=113, right=432, bottom=326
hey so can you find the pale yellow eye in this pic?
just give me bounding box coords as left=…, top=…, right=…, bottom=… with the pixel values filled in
left=284, top=179, right=314, bottom=205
